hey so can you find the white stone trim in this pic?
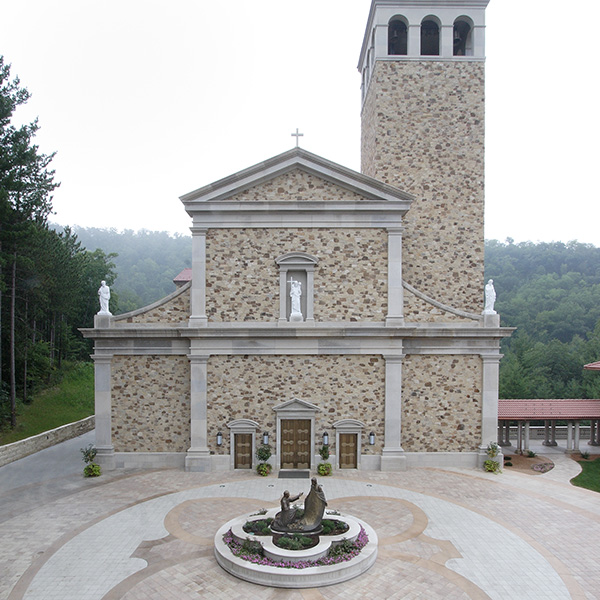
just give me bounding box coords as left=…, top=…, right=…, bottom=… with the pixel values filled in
left=227, top=419, right=260, bottom=470
left=333, top=419, right=366, bottom=469
left=274, top=398, right=320, bottom=470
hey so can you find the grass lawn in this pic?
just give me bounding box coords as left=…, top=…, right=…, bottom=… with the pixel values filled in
left=0, top=362, right=94, bottom=445
left=571, top=457, right=600, bottom=493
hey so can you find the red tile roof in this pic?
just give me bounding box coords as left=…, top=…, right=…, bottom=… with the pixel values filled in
left=173, top=268, right=192, bottom=283
left=584, top=361, right=600, bottom=371
left=499, top=398, right=600, bottom=420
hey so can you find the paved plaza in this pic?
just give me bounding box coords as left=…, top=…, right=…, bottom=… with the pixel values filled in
left=1, top=437, right=600, bottom=600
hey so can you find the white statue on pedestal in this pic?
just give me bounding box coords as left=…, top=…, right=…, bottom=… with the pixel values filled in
left=98, top=280, right=112, bottom=315
left=288, top=278, right=303, bottom=322
left=483, top=279, right=496, bottom=315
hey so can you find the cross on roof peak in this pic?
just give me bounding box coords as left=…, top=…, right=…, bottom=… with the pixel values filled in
left=291, top=128, right=304, bottom=148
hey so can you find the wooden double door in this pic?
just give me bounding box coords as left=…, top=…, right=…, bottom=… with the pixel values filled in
left=280, top=419, right=311, bottom=469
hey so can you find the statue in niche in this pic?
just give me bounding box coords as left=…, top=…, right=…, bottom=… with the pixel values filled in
left=98, top=280, right=111, bottom=315
left=271, top=478, right=328, bottom=533
left=483, top=279, right=496, bottom=314
left=288, top=277, right=303, bottom=321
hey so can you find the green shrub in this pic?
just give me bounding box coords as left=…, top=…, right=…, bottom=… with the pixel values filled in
left=83, top=462, right=101, bottom=477
left=319, top=445, right=330, bottom=461
left=527, top=450, right=537, bottom=458
left=580, top=451, right=590, bottom=460
left=80, top=443, right=97, bottom=464
left=317, top=462, right=332, bottom=476
left=328, top=539, right=355, bottom=557
left=484, top=459, right=501, bottom=473
left=256, top=463, right=272, bottom=476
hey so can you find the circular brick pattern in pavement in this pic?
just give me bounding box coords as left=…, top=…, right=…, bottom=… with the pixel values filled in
left=164, top=498, right=269, bottom=544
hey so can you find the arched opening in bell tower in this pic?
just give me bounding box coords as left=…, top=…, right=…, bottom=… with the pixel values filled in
left=420, top=17, right=440, bottom=56
left=388, top=17, right=408, bottom=55
left=453, top=17, right=474, bottom=56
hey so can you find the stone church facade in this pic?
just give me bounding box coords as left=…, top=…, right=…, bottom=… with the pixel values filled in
left=83, top=0, right=510, bottom=472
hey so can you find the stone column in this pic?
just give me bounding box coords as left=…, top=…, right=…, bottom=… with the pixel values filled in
left=381, top=355, right=406, bottom=471
left=589, top=420, right=598, bottom=446
left=550, top=421, right=557, bottom=446
left=543, top=420, right=550, bottom=446
left=185, top=354, right=211, bottom=471
left=574, top=421, right=581, bottom=453
left=386, top=228, right=404, bottom=326
left=498, top=421, right=510, bottom=446
left=566, top=421, right=573, bottom=453
left=524, top=421, right=530, bottom=452
left=92, top=354, right=115, bottom=470
left=189, top=227, right=208, bottom=327
left=480, top=354, right=502, bottom=450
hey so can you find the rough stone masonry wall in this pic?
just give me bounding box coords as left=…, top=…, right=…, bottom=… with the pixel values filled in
left=361, top=61, right=485, bottom=321
left=111, top=355, right=190, bottom=452
left=124, top=287, right=190, bottom=325
left=206, top=228, right=388, bottom=322
left=227, top=169, right=368, bottom=203
left=401, top=354, right=482, bottom=452
left=206, top=355, right=385, bottom=456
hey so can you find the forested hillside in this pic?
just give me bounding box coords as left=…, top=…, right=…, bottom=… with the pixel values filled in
left=485, top=239, right=600, bottom=399
left=0, top=58, right=115, bottom=431
left=58, top=227, right=192, bottom=313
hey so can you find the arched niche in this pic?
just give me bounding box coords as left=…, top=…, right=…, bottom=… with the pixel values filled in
left=421, top=16, right=440, bottom=56
left=388, top=16, right=408, bottom=56
left=275, top=252, right=318, bottom=324
left=453, top=16, right=474, bottom=56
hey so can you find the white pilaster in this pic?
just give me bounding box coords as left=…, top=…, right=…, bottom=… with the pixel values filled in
left=185, top=354, right=211, bottom=471
left=381, top=355, right=406, bottom=471
left=407, top=24, right=420, bottom=56
left=92, top=354, right=115, bottom=470
left=480, top=354, right=501, bottom=449
left=386, top=228, right=404, bottom=326
left=440, top=24, right=454, bottom=57
left=189, top=227, right=208, bottom=327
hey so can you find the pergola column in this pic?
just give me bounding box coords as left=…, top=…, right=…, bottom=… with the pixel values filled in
left=589, top=420, right=599, bottom=446
left=551, top=421, right=557, bottom=446
left=566, top=421, right=574, bottom=453
left=185, top=354, right=211, bottom=471
left=574, top=421, right=581, bottom=453
left=92, top=354, right=115, bottom=470
left=381, top=355, right=406, bottom=471
left=498, top=421, right=510, bottom=447
left=524, top=421, right=530, bottom=451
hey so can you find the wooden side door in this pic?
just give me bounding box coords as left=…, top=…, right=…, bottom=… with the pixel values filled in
left=280, top=419, right=311, bottom=469
left=339, top=433, right=358, bottom=469
left=234, top=433, right=252, bottom=469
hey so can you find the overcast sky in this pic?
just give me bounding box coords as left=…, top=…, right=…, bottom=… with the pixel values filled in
left=3, top=0, right=599, bottom=245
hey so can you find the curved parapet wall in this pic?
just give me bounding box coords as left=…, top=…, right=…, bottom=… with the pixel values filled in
left=112, top=281, right=191, bottom=325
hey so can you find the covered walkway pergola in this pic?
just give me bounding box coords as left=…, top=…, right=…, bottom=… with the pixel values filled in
left=498, top=398, right=600, bottom=454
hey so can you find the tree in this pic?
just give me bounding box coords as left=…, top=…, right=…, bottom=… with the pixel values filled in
left=0, top=56, right=59, bottom=427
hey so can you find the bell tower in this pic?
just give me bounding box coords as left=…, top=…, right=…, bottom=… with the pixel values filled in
left=359, top=0, right=489, bottom=320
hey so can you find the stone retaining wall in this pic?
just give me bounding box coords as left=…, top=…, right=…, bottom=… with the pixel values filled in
left=0, top=416, right=95, bottom=467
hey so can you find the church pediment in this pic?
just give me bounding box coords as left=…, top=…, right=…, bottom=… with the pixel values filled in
left=180, top=148, right=413, bottom=229
left=273, top=398, right=321, bottom=415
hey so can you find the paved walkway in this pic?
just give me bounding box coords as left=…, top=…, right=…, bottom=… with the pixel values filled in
left=1, top=437, right=600, bottom=600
